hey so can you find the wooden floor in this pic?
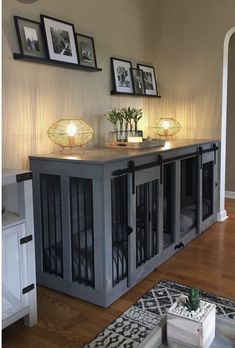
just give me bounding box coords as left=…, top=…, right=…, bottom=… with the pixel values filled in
left=2, top=199, right=235, bottom=348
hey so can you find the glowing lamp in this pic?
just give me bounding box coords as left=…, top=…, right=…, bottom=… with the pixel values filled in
left=153, top=118, right=181, bottom=136
left=47, top=119, right=94, bottom=149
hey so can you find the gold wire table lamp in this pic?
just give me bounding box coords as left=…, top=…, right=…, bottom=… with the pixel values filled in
left=47, top=119, right=94, bottom=152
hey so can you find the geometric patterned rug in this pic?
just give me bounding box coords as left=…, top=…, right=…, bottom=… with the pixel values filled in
left=84, top=280, right=235, bottom=348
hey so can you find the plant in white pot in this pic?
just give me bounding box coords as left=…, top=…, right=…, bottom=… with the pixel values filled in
left=167, top=288, right=216, bottom=348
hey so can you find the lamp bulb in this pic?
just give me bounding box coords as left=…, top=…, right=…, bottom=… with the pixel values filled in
left=162, top=120, right=170, bottom=129
left=66, top=123, right=77, bottom=136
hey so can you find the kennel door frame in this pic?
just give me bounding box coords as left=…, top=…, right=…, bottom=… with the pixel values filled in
left=199, top=149, right=218, bottom=232
left=128, top=165, right=162, bottom=287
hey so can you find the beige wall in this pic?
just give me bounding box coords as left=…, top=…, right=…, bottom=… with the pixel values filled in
left=2, top=0, right=159, bottom=169
left=153, top=0, right=235, bottom=140
left=3, top=0, right=235, bottom=170
left=226, top=33, right=235, bottom=192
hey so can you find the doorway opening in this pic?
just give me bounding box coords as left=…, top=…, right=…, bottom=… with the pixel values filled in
left=218, top=27, right=235, bottom=221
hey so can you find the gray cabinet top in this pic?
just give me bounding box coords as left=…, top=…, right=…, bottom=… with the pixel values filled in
left=29, top=139, right=219, bottom=165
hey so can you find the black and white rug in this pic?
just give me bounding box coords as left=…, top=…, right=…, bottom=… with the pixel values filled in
left=84, top=280, right=235, bottom=348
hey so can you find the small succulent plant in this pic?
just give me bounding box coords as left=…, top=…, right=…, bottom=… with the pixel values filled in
left=185, top=288, right=200, bottom=312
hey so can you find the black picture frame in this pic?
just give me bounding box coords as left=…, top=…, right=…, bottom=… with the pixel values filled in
left=111, top=57, right=134, bottom=94
left=40, top=14, right=79, bottom=64
left=76, top=33, right=97, bottom=68
left=137, top=64, right=159, bottom=96
left=131, top=68, right=145, bottom=95
left=14, top=16, right=46, bottom=58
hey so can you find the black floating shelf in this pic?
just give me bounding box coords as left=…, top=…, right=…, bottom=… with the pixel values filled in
left=13, top=53, right=102, bottom=72
left=111, top=90, right=161, bottom=98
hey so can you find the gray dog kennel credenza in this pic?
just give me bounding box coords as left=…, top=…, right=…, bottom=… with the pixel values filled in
left=29, top=139, right=219, bottom=307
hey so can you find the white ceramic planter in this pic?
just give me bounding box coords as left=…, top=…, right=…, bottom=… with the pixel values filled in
left=167, top=300, right=216, bottom=348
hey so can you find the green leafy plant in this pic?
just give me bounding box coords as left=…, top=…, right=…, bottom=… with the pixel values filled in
left=104, top=107, right=144, bottom=139
left=121, top=107, right=143, bottom=133
left=185, top=288, right=200, bottom=312
left=131, top=108, right=143, bottom=133
left=104, top=108, right=121, bottom=131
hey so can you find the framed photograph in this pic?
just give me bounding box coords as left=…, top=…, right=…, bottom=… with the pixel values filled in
left=41, top=14, right=78, bottom=64
left=76, top=33, right=97, bottom=68
left=131, top=68, right=145, bottom=95
left=137, top=64, right=159, bottom=96
left=111, top=57, right=133, bottom=94
left=14, top=16, right=46, bottom=58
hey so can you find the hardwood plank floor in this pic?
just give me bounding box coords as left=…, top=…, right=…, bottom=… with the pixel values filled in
left=2, top=199, right=235, bottom=348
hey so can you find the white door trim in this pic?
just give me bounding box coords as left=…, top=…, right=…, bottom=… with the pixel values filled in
left=217, top=27, right=235, bottom=222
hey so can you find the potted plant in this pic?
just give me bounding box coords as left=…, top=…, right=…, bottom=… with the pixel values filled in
left=104, top=107, right=144, bottom=142
left=121, top=107, right=131, bottom=136
left=104, top=108, right=123, bottom=141
left=167, top=288, right=216, bottom=348
left=104, top=108, right=120, bottom=132
left=132, top=108, right=143, bottom=134
left=122, top=107, right=143, bottom=138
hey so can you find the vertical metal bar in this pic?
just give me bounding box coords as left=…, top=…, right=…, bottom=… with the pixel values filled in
left=53, top=177, right=57, bottom=276
left=140, top=184, right=143, bottom=264
left=159, top=155, right=163, bottom=184
left=76, top=180, right=81, bottom=283
left=129, top=161, right=135, bottom=194
left=136, top=186, right=138, bottom=267
left=121, top=175, right=124, bottom=280
left=89, top=179, right=94, bottom=287
left=136, top=185, right=140, bottom=266
left=195, top=157, right=199, bottom=232
left=83, top=179, right=88, bottom=284
left=123, top=175, right=128, bottom=277
left=151, top=180, right=156, bottom=257
left=46, top=176, right=52, bottom=273
left=111, top=178, right=115, bottom=285
left=144, top=183, right=148, bottom=262
left=115, top=177, right=120, bottom=283
left=70, top=179, right=74, bottom=280
left=40, top=175, right=46, bottom=272
left=141, top=184, right=144, bottom=264
left=213, top=144, right=217, bottom=165
left=199, top=146, right=203, bottom=170
left=154, top=180, right=157, bottom=255
left=58, top=177, right=63, bottom=277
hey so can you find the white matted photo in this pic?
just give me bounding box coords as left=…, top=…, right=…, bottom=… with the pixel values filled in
left=111, top=57, right=133, bottom=94
left=41, top=15, right=78, bottom=64
left=137, top=64, right=159, bottom=96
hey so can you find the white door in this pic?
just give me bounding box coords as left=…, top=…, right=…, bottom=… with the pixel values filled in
left=2, top=223, right=28, bottom=321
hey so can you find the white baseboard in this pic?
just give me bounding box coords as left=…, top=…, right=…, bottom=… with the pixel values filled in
left=225, top=191, right=235, bottom=199
left=217, top=210, right=228, bottom=222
